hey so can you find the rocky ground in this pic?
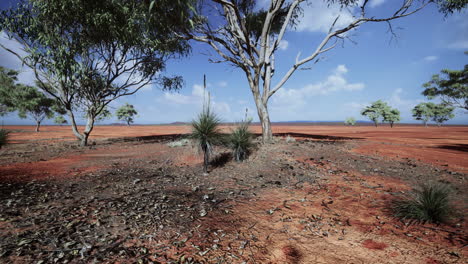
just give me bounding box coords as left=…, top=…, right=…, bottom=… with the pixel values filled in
left=0, top=135, right=466, bottom=263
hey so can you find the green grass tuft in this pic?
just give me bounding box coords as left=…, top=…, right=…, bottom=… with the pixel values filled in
left=392, top=183, right=453, bottom=224
left=191, top=109, right=223, bottom=172
left=228, top=121, right=253, bottom=162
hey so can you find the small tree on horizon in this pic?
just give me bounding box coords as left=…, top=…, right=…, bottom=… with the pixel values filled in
left=432, top=104, right=455, bottom=126
left=383, top=108, right=401, bottom=128
left=54, top=116, right=68, bottom=126
left=116, top=103, right=138, bottom=126
left=412, top=102, right=435, bottom=127
left=361, top=100, right=389, bottom=127
left=344, top=117, right=356, bottom=126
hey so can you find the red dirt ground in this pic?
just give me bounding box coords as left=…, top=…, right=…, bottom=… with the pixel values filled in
left=0, top=125, right=466, bottom=263
left=5, top=124, right=468, bottom=173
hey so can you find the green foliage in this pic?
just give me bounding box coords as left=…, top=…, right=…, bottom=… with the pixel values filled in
left=393, top=183, right=454, bottom=224
left=0, top=81, right=64, bottom=132
left=382, top=108, right=401, bottom=128
left=422, top=52, right=467, bottom=110
left=0, top=129, right=9, bottom=149
left=432, top=103, right=455, bottom=126
left=360, top=100, right=390, bottom=127
left=0, top=0, right=194, bottom=145
left=436, top=0, right=468, bottom=15
left=344, top=117, right=356, bottom=126
left=229, top=120, right=253, bottom=162
left=94, top=107, right=112, bottom=123
left=54, top=116, right=67, bottom=125
left=191, top=108, right=223, bottom=173
left=116, top=103, right=138, bottom=126
left=0, top=67, right=18, bottom=116
left=412, top=102, right=436, bottom=127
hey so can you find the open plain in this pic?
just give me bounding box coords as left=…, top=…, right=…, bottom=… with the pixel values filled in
left=0, top=125, right=466, bottom=263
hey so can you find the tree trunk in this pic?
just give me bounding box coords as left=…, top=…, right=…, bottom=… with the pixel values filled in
left=424, top=121, right=427, bottom=127
left=35, top=121, right=41, bottom=132
left=254, top=97, right=273, bottom=143
left=127, top=120, right=130, bottom=126
left=374, top=121, right=378, bottom=127
left=203, top=145, right=209, bottom=173
left=390, top=122, right=394, bottom=128
left=81, top=115, right=96, bottom=147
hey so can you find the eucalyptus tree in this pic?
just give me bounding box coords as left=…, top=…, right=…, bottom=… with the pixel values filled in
left=361, top=100, right=389, bottom=127
left=175, top=0, right=464, bottom=142
left=116, top=103, right=138, bottom=126
left=0, top=67, right=18, bottom=116
left=412, top=102, right=435, bottom=127
left=0, top=0, right=194, bottom=145
left=383, top=108, right=401, bottom=128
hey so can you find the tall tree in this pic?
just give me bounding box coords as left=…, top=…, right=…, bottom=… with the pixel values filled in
left=116, top=103, right=138, bottom=126
left=383, top=108, right=401, bottom=128
left=0, top=0, right=195, bottom=145
left=177, top=0, right=465, bottom=142
left=0, top=67, right=18, bottom=116
left=361, top=100, right=389, bottom=127
left=422, top=52, right=467, bottom=111
left=412, top=102, right=436, bottom=127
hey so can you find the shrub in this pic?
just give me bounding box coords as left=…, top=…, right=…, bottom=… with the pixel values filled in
left=167, top=138, right=190, bottom=148
left=392, top=183, right=453, bottom=224
left=229, top=120, right=253, bottom=162
left=344, top=117, right=356, bottom=126
left=191, top=108, right=223, bottom=173
left=0, top=129, right=10, bottom=149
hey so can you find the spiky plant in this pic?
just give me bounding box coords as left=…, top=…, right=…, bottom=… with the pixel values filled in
left=229, top=120, right=253, bottom=162
left=0, top=129, right=10, bottom=149
left=393, top=183, right=453, bottom=224
left=191, top=108, right=223, bottom=173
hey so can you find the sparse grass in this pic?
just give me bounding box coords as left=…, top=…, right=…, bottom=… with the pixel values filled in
left=229, top=121, right=253, bottom=162
left=285, top=135, right=296, bottom=143
left=392, top=183, right=454, bottom=224
left=167, top=138, right=190, bottom=148
left=191, top=108, right=223, bottom=173
left=0, top=129, right=9, bottom=149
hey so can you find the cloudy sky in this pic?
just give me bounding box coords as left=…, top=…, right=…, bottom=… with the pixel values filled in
left=1, top=0, right=467, bottom=125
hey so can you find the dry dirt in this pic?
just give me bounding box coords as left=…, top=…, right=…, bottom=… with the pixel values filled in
left=0, top=125, right=466, bottom=263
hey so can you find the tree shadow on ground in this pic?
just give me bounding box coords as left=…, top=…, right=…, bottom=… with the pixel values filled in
left=434, top=144, right=468, bottom=153
left=271, top=132, right=363, bottom=141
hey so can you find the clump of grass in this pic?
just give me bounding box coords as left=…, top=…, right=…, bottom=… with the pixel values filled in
left=229, top=120, right=253, bottom=162
left=167, top=138, right=190, bottom=148
left=191, top=108, right=223, bottom=173
left=0, top=129, right=9, bottom=149
left=392, top=183, right=453, bottom=224
left=285, top=135, right=296, bottom=143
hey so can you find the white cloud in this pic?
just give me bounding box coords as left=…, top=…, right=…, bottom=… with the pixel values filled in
left=272, top=64, right=364, bottom=109
left=278, top=40, right=289, bottom=51
left=218, top=81, right=228, bottom=87
left=296, top=2, right=356, bottom=33
left=448, top=40, right=468, bottom=50
left=369, top=0, right=385, bottom=8
left=423, top=55, right=438, bottom=62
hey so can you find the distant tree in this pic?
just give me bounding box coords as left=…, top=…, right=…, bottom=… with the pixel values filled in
left=361, top=100, right=389, bottom=127
left=412, top=102, right=436, bottom=127
left=0, top=0, right=194, bottom=146
left=0, top=84, right=65, bottom=132
left=54, top=116, right=68, bottom=126
left=383, top=108, right=401, bottom=128
left=344, top=117, right=356, bottom=126
left=432, top=104, right=455, bottom=126
left=116, top=103, right=138, bottom=126
left=422, top=52, right=467, bottom=111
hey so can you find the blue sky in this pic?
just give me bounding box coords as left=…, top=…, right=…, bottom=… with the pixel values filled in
left=1, top=0, right=467, bottom=125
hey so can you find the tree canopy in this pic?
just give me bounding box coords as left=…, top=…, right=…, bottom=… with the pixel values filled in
left=422, top=52, right=467, bottom=111
left=116, top=103, right=138, bottom=126
left=361, top=100, right=389, bottom=127
left=0, top=0, right=195, bottom=145
left=412, top=102, right=455, bottom=126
